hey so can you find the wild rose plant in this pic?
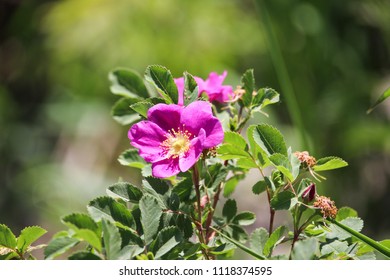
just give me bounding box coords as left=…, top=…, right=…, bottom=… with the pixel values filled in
left=1, top=65, right=390, bottom=260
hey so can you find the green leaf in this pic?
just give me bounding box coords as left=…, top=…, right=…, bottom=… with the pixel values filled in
left=270, top=191, right=297, bottom=210
left=204, top=163, right=228, bottom=190
left=217, top=143, right=251, bottom=160
left=119, top=228, right=144, bottom=248
left=263, top=226, right=287, bottom=257
left=0, top=224, right=17, bottom=249
left=149, top=226, right=182, bottom=259
left=168, top=193, right=180, bottom=211
left=68, top=251, right=102, bottom=260
left=252, top=180, right=268, bottom=195
left=73, top=229, right=102, bottom=252
left=111, top=97, right=141, bottom=125
left=331, top=219, right=390, bottom=259
left=223, top=199, right=237, bottom=223
left=321, top=240, right=349, bottom=256
left=130, top=101, right=154, bottom=118
left=367, top=86, right=390, bottom=114
left=212, top=227, right=265, bottom=260
left=118, top=149, right=147, bottom=169
left=183, top=72, right=199, bottom=106
left=236, top=158, right=258, bottom=169
left=269, top=153, right=293, bottom=181
left=172, top=177, right=193, bottom=201
left=139, top=194, right=163, bottom=244
left=143, top=177, right=170, bottom=196
left=145, top=65, right=178, bottom=104
left=102, top=219, right=130, bottom=260
left=313, top=156, right=348, bottom=172
left=62, top=213, right=99, bottom=234
left=16, top=226, right=47, bottom=253
left=109, top=68, right=149, bottom=98
left=288, top=147, right=301, bottom=180
left=291, top=238, right=318, bottom=260
left=252, top=87, right=280, bottom=110
left=225, top=224, right=248, bottom=244
left=250, top=228, right=268, bottom=256
left=209, top=243, right=236, bottom=255
left=232, top=212, right=256, bottom=226
left=327, top=217, right=364, bottom=240
left=176, top=214, right=193, bottom=239
left=223, top=175, right=243, bottom=197
left=336, top=207, right=358, bottom=222
left=44, top=237, right=79, bottom=260
left=252, top=124, right=287, bottom=156
left=107, top=182, right=143, bottom=203
left=246, top=125, right=270, bottom=167
left=240, top=69, right=255, bottom=106
left=223, top=131, right=248, bottom=150
left=87, top=196, right=134, bottom=228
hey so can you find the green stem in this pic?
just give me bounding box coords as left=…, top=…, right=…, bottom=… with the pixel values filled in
left=331, top=219, right=390, bottom=259
left=253, top=0, right=310, bottom=150
left=211, top=227, right=265, bottom=260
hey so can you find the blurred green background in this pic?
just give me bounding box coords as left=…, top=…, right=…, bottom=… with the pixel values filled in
left=1, top=0, right=390, bottom=247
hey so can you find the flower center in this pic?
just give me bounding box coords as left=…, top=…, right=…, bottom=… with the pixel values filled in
left=161, top=128, right=192, bottom=158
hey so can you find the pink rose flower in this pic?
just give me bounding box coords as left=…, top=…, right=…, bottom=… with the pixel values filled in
left=128, top=101, right=224, bottom=178
left=174, top=71, right=234, bottom=105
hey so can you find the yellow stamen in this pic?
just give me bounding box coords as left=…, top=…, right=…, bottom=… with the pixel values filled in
left=161, top=128, right=192, bottom=158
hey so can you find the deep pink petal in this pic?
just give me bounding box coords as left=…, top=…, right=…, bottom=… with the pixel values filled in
left=178, top=129, right=205, bottom=172
left=174, top=77, right=185, bottom=106
left=204, top=71, right=227, bottom=91
left=147, top=103, right=183, bottom=132
left=209, top=85, right=234, bottom=102
left=128, top=121, right=167, bottom=163
left=151, top=158, right=180, bottom=178
left=181, top=101, right=224, bottom=148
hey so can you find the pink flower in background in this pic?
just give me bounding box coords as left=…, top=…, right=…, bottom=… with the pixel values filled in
left=128, top=101, right=224, bottom=178
left=174, top=71, right=234, bottom=104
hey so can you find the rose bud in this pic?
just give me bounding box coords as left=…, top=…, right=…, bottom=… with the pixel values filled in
left=302, top=183, right=316, bottom=202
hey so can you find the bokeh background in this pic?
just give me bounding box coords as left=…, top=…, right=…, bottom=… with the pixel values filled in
left=1, top=0, right=390, bottom=253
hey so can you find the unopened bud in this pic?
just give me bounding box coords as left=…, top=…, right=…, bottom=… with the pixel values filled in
left=302, top=183, right=316, bottom=202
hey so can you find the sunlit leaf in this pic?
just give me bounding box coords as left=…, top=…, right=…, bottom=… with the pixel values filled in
left=16, top=226, right=47, bottom=254
left=145, top=65, right=178, bottom=104
left=313, top=156, right=348, bottom=171
left=0, top=224, right=17, bottom=249
left=252, top=124, right=287, bottom=156
left=118, top=149, right=147, bottom=169
left=263, top=226, right=287, bottom=257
